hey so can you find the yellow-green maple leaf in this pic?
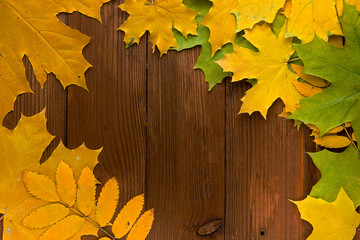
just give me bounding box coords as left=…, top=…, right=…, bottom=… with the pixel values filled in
left=286, top=0, right=342, bottom=42
left=0, top=0, right=110, bottom=122
left=217, top=23, right=302, bottom=117
left=118, top=0, right=198, bottom=55
left=200, top=0, right=238, bottom=55
left=292, top=188, right=360, bottom=239
left=232, top=0, right=286, bottom=31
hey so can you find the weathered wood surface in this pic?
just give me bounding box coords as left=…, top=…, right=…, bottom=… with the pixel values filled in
left=2, top=1, right=330, bottom=239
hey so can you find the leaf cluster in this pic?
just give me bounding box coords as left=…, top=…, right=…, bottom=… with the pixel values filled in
left=22, top=161, right=154, bottom=240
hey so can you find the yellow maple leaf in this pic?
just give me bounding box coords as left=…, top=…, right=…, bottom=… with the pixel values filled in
left=0, top=0, right=110, bottom=122
left=292, top=188, right=360, bottom=239
left=292, top=82, right=323, bottom=97
left=112, top=194, right=145, bottom=238
left=95, top=177, right=119, bottom=227
left=336, top=0, right=360, bottom=15
left=200, top=0, right=238, bottom=55
left=232, top=0, right=286, bottom=31
left=291, top=64, right=328, bottom=87
left=286, top=0, right=342, bottom=42
left=217, top=23, right=302, bottom=117
left=118, top=0, right=198, bottom=55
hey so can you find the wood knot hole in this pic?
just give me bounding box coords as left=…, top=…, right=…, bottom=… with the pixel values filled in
left=196, top=218, right=223, bottom=236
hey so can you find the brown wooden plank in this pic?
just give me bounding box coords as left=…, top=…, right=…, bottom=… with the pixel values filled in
left=146, top=46, right=225, bottom=239
left=225, top=80, right=318, bottom=240
left=64, top=0, right=147, bottom=214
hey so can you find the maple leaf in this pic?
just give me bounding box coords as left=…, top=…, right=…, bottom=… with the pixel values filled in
left=200, top=0, right=238, bottom=55
left=217, top=22, right=302, bottom=117
left=118, top=0, right=198, bottom=56
left=232, top=0, right=286, bottom=31
left=290, top=2, right=360, bottom=141
left=309, top=146, right=360, bottom=207
left=292, top=188, right=360, bottom=239
left=0, top=0, right=110, bottom=122
left=286, top=0, right=342, bottom=43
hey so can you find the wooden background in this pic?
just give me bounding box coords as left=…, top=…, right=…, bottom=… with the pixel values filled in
left=2, top=1, right=330, bottom=239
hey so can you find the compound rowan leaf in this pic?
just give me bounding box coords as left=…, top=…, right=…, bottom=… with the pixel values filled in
left=309, top=146, right=360, bottom=207
left=217, top=23, right=302, bottom=117
left=200, top=0, right=237, bottom=55
left=95, top=178, right=119, bottom=227
left=0, top=112, right=53, bottom=240
left=112, top=194, right=144, bottom=238
left=232, top=0, right=286, bottom=31
left=0, top=0, right=110, bottom=122
left=56, top=161, right=76, bottom=207
left=23, top=172, right=59, bottom=202
left=286, top=0, right=342, bottom=42
left=39, top=215, right=85, bottom=240
left=290, top=2, right=360, bottom=141
left=127, top=209, right=154, bottom=240
left=118, top=0, right=198, bottom=55
left=292, top=188, right=360, bottom=239
left=23, top=204, right=69, bottom=229
left=76, top=166, right=96, bottom=216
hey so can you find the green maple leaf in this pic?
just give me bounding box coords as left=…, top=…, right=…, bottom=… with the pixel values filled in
left=290, top=2, right=360, bottom=140
left=309, top=146, right=360, bottom=207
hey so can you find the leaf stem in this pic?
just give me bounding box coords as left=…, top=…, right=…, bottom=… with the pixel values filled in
left=343, top=124, right=358, bottom=152
left=287, top=57, right=301, bottom=63
left=0, top=214, right=4, bottom=222
left=62, top=201, right=116, bottom=240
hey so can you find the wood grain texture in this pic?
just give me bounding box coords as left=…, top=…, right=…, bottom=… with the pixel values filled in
left=225, top=80, right=318, bottom=240
left=146, top=47, right=225, bottom=240
left=64, top=0, right=147, bottom=210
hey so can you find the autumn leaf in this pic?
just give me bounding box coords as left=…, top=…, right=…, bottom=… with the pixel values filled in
left=290, top=2, right=360, bottom=141
left=292, top=188, right=360, bottom=239
left=0, top=112, right=53, bottom=240
left=22, top=204, right=69, bottom=229
left=291, top=64, right=328, bottom=88
left=22, top=172, right=60, bottom=203
left=118, top=0, right=198, bottom=55
left=313, top=135, right=351, bottom=148
left=217, top=22, right=302, bottom=117
left=39, top=215, right=85, bottom=240
left=76, top=167, right=96, bottom=216
left=286, top=0, right=342, bottom=42
left=95, top=178, right=119, bottom=227
left=0, top=0, right=110, bottom=122
left=232, top=0, right=286, bottom=31
left=308, top=146, right=360, bottom=207
left=112, top=194, right=145, bottom=238
left=55, top=161, right=76, bottom=207
left=127, top=209, right=155, bottom=240
left=200, top=0, right=238, bottom=55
